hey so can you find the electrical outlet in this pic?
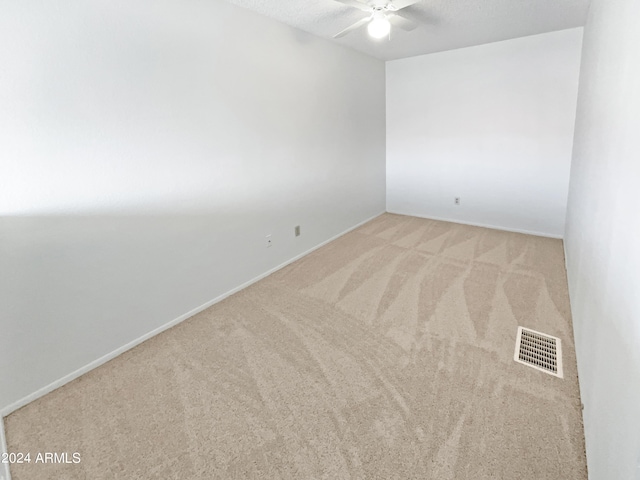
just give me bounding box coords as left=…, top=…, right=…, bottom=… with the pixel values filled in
left=454, top=197, right=461, bottom=205
left=266, top=234, right=272, bottom=248
left=294, top=225, right=300, bottom=237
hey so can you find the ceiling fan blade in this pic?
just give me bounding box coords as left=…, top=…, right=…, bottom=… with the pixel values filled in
left=333, top=0, right=372, bottom=12
left=333, top=16, right=370, bottom=38
left=390, top=11, right=419, bottom=31
left=387, top=0, right=419, bottom=11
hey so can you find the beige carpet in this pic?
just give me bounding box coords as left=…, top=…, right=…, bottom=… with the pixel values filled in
left=5, top=213, right=587, bottom=479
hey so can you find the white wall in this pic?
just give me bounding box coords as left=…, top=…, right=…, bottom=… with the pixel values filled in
left=0, top=0, right=386, bottom=412
left=386, top=28, right=583, bottom=237
left=564, top=0, right=640, bottom=477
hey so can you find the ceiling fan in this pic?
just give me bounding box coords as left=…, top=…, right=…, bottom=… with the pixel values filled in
left=332, top=0, right=420, bottom=40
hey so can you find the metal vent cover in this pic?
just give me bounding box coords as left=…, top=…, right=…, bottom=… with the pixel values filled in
left=514, top=327, right=563, bottom=378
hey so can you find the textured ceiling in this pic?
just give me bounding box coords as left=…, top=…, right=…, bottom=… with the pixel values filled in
left=223, top=0, right=590, bottom=61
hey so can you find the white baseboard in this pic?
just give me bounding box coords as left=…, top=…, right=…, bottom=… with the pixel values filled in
left=386, top=210, right=563, bottom=239
left=0, top=418, right=11, bottom=480
left=0, top=211, right=385, bottom=419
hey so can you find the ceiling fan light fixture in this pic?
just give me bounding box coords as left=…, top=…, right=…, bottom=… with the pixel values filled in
left=367, top=15, right=391, bottom=39
left=331, top=0, right=419, bottom=40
